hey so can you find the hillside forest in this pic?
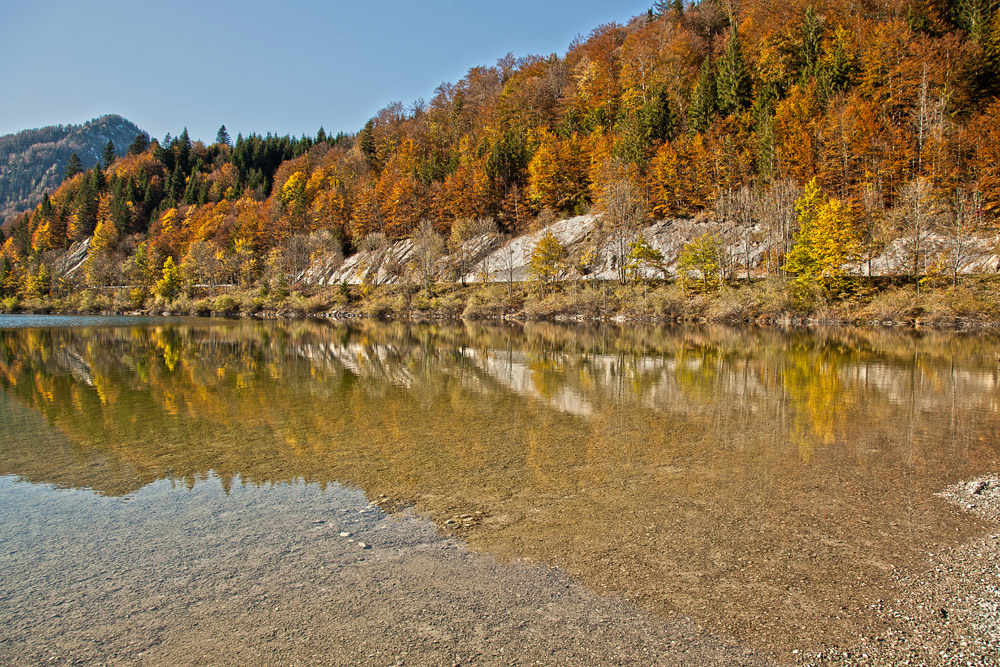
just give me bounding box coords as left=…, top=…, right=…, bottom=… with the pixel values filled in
left=0, top=115, right=141, bottom=221
left=2, top=0, right=1000, bottom=317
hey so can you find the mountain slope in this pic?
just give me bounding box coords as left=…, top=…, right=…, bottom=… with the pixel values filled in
left=0, top=115, right=144, bottom=220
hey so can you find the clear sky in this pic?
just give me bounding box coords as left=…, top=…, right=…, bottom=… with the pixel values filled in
left=1, top=1, right=652, bottom=143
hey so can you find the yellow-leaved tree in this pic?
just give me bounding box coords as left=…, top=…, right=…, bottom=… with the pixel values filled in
left=783, top=178, right=860, bottom=295
left=529, top=232, right=568, bottom=294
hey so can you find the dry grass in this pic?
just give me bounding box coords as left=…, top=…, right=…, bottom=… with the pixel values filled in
left=8, top=275, right=1000, bottom=330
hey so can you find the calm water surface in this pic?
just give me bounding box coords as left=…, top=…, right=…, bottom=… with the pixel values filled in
left=1, top=316, right=997, bottom=659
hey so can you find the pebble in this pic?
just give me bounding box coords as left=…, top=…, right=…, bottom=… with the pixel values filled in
left=801, top=475, right=1000, bottom=667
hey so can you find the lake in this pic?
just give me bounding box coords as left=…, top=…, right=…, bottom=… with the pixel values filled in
left=0, top=315, right=996, bottom=665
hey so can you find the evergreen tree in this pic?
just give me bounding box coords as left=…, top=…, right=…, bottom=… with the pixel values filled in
left=359, top=119, right=378, bottom=170
left=650, top=0, right=683, bottom=17
left=40, top=193, right=54, bottom=219
left=92, top=163, right=106, bottom=191
left=216, top=124, right=231, bottom=146
left=177, top=128, right=192, bottom=174
left=799, top=6, right=823, bottom=81
left=953, top=0, right=993, bottom=43
left=818, top=29, right=856, bottom=98
left=643, top=87, right=676, bottom=144
left=716, top=31, right=753, bottom=116
left=689, top=58, right=717, bottom=133
left=10, top=214, right=30, bottom=257
left=74, top=169, right=101, bottom=238
left=110, top=179, right=130, bottom=235
left=128, top=132, right=150, bottom=155
left=165, top=167, right=184, bottom=206
left=183, top=174, right=201, bottom=205
left=64, top=152, right=83, bottom=179
left=102, top=140, right=116, bottom=169
left=984, top=10, right=1000, bottom=96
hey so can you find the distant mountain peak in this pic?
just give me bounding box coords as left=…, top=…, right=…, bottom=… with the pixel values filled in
left=0, top=115, right=145, bottom=221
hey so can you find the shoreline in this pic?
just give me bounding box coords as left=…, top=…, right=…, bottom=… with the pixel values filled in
left=4, top=309, right=1000, bottom=333
left=5, top=279, right=1000, bottom=333
left=803, top=475, right=1000, bottom=667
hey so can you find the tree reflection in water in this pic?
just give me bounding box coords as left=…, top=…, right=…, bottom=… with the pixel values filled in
left=1, top=319, right=997, bottom=655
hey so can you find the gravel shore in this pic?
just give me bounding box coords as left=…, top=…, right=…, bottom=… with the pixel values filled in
left=802, top=475, right=1000, bottom=667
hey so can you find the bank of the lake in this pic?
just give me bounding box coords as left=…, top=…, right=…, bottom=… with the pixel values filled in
left=5, top=276, right=1000, bottom=330
left=803, top=475, right=1000, bottom=667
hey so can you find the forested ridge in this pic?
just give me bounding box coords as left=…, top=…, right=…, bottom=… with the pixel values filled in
left=0, top=115, right=141, bottom=221
left=2, top=0, right=1000, bottom=312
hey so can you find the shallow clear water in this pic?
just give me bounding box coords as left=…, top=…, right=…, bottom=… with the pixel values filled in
left=1, top=316, right=997, bottom=661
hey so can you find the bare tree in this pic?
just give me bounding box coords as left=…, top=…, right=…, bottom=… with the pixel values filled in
left=182, top=240, right=223, bottom=294
left=498, top=237, right=519, bottom=297
left=717, top=186, right=757, bottom=280
left=860, top=183, right=886, bottom=277
left=942, top=188, right=984, bottom=286
left=411, top=220, right=445, bottom=296
left=897, top=178, right=940, bottom=285
left=358, top=232, right=390, bottom=287
left=472, top=217, right=499, bottom=283
left=448, top=218, right=476, bottom=286
left=265, top=231, right=343, bottom=288
left=756, top=179, right=800, bottom=276
left=449, top=217, right=497, bottom=285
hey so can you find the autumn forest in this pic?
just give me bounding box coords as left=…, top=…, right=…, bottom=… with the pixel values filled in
left=2, top=0, right=1000, bottom=321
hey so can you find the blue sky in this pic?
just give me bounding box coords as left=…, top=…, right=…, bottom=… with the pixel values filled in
left=1, top=1, right=651, bottom=143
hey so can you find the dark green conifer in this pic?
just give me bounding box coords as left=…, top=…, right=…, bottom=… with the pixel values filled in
left=359, top=119, right=378, bottom=170
left=64, top=152, right=83, bottom=178
left=40, top=193, right=54, bottom=219
left=110, top=179, right=130, bottom=235
left=91, top=164, right=106, bottom=191
left=716, top=31, right=753, bottom=116
left=953, top=0, right=992, bottom=43
left=183, top=174, right=200, bottom=205
left=688, top=58, right=717, bottom=133
left=177, top=128, right=192, bottom=174
left=643, top=87, right=676, bottom=144
left=128, top=132, right=150, bottom=155
left=75, top=169, right=100, bottom=237
left=799, top=6, right=823, bottom=81
left=102, top=140, right=116, bottom=169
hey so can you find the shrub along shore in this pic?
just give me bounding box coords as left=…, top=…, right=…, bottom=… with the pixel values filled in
left=3, top=275, right=1000, bottom=330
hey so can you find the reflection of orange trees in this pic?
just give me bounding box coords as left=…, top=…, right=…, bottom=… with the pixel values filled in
left=1, top=321, right=999, bottom=498
left=1, top=320, right=999, bottom=657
